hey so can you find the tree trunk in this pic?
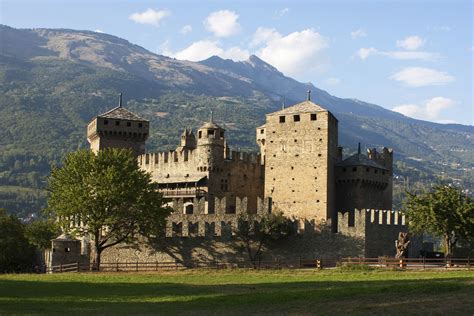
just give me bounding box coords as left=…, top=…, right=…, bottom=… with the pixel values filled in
left=94, top=230, right=102, bottom=271
left=94, top=248, right=102, bottom=271
left=444, top=234, right=452, bottom=257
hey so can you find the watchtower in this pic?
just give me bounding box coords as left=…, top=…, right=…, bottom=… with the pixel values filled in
left=87, top=94, right=149, bottom=155
left=196, top=112, right=226, bottom=170
left=258, top=91, right=339, bottom=221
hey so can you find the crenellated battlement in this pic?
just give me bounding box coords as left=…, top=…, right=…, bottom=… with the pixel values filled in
left=138, top=149, right=197, bottom=167
left=337, top=209, right=405, bottom=237
left=165, top=196, right=271, bottom=237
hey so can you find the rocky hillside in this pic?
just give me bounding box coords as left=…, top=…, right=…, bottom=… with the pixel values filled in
left=0, top=25, right=472, bottom=216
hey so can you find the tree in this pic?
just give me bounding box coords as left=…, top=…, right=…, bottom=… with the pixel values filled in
left=403, top=185, right=474, bottom=256
left=235, top=211, right=292, bottom=268
left=46, top=148, right=172, bottom=269
left=25, top=219, right=61, bottom=250
left=0, top=209, right=35, bottom=272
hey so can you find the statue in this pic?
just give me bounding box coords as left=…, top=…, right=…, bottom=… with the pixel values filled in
left=395, top=232, right=410, bottom=259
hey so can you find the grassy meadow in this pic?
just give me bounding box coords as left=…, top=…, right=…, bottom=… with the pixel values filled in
left=0, top=269, right=473, bottom=315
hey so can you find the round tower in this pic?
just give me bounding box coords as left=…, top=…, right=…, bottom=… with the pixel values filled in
left=196, top=112, right=225, bottom=171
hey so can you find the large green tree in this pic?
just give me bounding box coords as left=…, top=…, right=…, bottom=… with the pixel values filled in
left=403, top=185, right=474, bottom=256
left=46, top=148, right=171, bottom=269
left=0, top=209, right=35, bottom=272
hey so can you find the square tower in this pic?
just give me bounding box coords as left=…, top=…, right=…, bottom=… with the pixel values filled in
left=258, top=99, right=339, bottom=221
left=87, top=96, right=149, bottom=155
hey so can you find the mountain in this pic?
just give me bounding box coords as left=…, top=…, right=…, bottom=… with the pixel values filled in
left=0, top=25, right=472, bottom=216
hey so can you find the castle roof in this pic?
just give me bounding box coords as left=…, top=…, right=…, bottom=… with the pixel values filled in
left=198, top=111, right=224, bottom=130
left=98, top=106, right=147, bottom=122
left=338, top=153, right=388, bottom=170
left=268, top=100, right=327, bottom=116
left=52, top=233, right=78, bottom=241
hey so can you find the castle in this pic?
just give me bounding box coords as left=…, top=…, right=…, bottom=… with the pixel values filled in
left=49, top=92, right=410, bottom=267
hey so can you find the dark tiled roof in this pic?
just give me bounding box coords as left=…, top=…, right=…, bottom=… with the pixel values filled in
left=269, top=100, right=327, bottom=116
left=338, top=153, right=388, bottom=170
left=98, top=106, right=147, bottom=121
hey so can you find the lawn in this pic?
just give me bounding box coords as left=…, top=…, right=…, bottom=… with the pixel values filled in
left=0, top=269, right=473, bottom=315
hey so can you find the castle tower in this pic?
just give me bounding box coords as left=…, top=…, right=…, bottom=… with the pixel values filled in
left=177, top=128, right=196, bottom=151
left=196, top=112, right=226, bottom=170
left=87, top=94, right=149, bottom=155
left=260, top=91, right=339, bottom=221
left=335, top=144, right=393, bottom=211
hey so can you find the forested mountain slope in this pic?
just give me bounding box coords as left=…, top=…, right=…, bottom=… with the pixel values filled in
left=0, top=25, right=472, bottom=216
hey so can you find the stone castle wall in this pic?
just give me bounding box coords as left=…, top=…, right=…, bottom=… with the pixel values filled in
left=338, top=209, right=421, bottom=257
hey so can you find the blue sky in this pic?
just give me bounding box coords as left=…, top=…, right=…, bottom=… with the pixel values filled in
left=1, top=0, right=473, bottom=125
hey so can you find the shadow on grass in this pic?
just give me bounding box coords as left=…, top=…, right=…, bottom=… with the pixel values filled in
left=0, top=276, right=473, bottom=314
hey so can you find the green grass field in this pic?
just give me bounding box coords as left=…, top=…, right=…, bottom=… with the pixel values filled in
left=0, top=269, right=473, bottom=315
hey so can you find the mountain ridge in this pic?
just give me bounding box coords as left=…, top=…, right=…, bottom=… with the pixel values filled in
left=0, top=25, right=472, bottom=216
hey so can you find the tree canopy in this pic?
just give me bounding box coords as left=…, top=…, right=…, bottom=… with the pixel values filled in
left=0, top=209, right=35, bottom=272
left=403, top=185, right=474, bottom=256
left=235, top=211, right=292, bottom=267
left=46, top=148, right=171, bottom=269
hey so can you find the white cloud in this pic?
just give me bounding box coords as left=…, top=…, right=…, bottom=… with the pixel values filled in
left=392, top=97, right=456, bottom=122
left=94, top=29, right=104, bottom=33
left=250, top=27, right=280, bottom=47
left=255, top=28, right=329, bottom=77
left=129, top=8, right=170, bottom=27
left=274, top=8, right=289, bottom=18
left=326, top=77, right=341, bottom=85
left=180, top=25, right=192, bottom=35
left=169, top=40, right=249, bottom=61
left=357, top=47, right=377, bottom=60
left=356, top=47, right=438, bottom=61
left=396, top=35, right=425, bottom=50
left=350, top=29, right=367, bottom=39
left=390, top=67, right=454, bottom=87
left=204, top=10, right=241, bottom=37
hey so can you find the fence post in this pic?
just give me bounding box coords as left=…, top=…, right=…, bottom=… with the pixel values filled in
left=422, top=257, right=425, bottom=270
left=60, top=264, right=63, bottom=273
left=136, top=261, right=139, bottom=272
left=316, top=259, right=321, bottom=270
left=77, top=262, right=80, bottom=273
left=156, top=261, right=158, bottom=271
left=468, top=257, right=470, bottom=271
left=299, top=257, right=301, bottom=268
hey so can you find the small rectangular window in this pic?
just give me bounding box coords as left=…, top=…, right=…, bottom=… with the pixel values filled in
left=127, top=122, right=131, bottom=127
left=279, top=116, right=285, bottom=123
left=260, top=129, right=264, bottom=134
left=198, top=131, right=202, bottom=138
left=208, top=130, right=215, bottom=136
left=138, top=123, right=143, bottom=128
left=104, top=120, right=109, bottom=125
left=293, top=115, right=300, bottom=122
left=311, top=113, right=317, bottom=121
left=115, top=121, right=120, bottom=126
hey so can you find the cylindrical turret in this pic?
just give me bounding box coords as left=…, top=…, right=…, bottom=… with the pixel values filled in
left=196, top=113, right=225, bottom=170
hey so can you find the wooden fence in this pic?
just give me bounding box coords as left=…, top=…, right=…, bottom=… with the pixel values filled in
left=341, top=257, right=472, bottom=270
left=46, top=257, right=471, bottom=273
